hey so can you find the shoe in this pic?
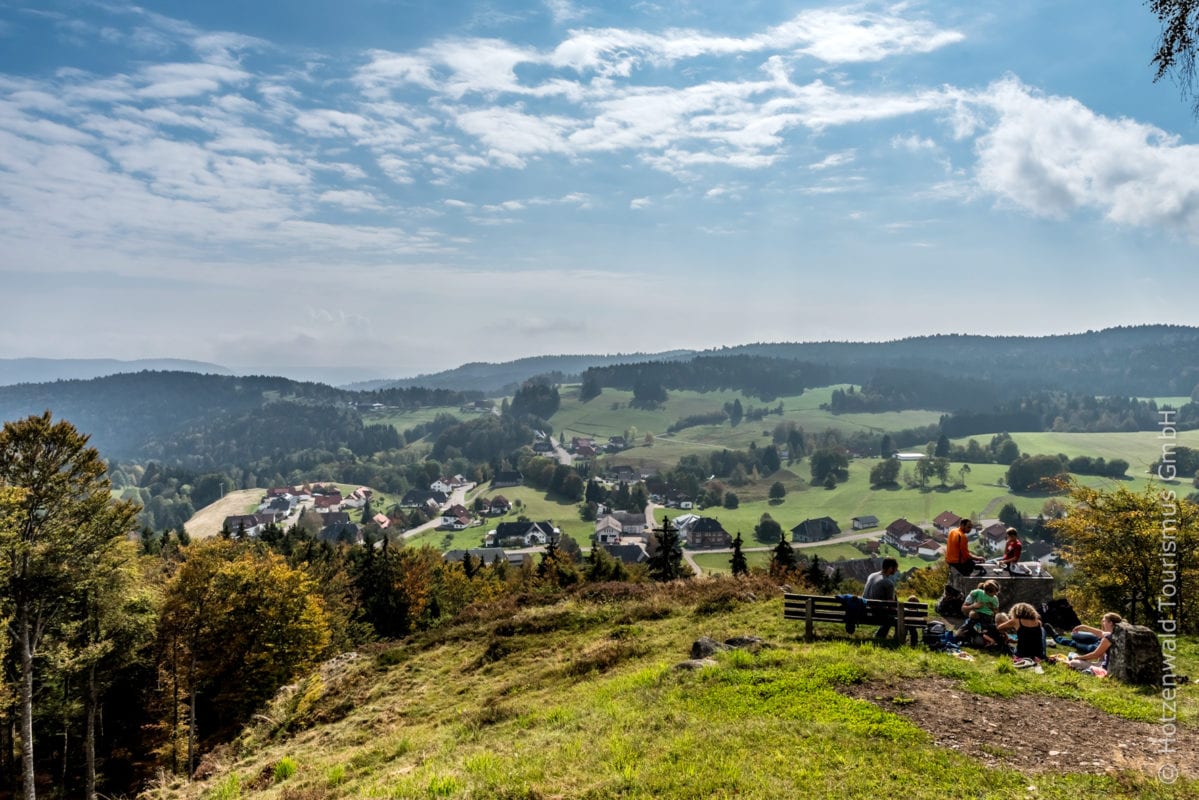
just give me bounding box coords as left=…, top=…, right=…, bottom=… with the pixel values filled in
left=1013, top=658, right=1035, bottom=669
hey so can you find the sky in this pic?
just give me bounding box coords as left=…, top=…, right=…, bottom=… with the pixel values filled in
left=2, top=1, right=1198, bottom=382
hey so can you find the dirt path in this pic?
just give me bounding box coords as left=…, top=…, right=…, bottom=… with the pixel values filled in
left=184, top=489, right=262, bottom=539
left=840, top=676, right=1196, bottom=779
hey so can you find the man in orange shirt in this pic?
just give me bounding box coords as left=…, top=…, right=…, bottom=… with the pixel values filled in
left=945, top=518, right=985, bottom=576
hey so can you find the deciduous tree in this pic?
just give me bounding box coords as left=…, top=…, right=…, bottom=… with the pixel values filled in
left=0, top=413, right=136, bottom=800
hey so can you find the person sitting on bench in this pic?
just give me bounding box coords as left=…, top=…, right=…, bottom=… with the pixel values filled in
left=862, top=558, right=900, bottom=640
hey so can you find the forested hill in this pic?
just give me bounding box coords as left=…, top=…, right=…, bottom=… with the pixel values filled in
left=0, top=371, right=474, bottom=464
left=706, top=325, right=1199, bottom=398
left=351, top=351, right=697, bottom=393
left=345, top=326, right=1199, bottom=397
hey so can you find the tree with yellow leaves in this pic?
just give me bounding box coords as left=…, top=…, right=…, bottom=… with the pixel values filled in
left=157, top=540, right=330, bottom=773
left=1052, top=481, right=1198, bottom=633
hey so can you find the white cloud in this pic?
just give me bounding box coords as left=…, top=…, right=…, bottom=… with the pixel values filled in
left=630, top=196, right=651, bottom=209
left=892, top=134, right=937, bottom=152
left=809, top=149, right=855, bottom=170
left=319, top=189, right=382, bottom=210
left=545, top=0, right=587, bottom=25
left=971, top=78, right=1199, bottom=233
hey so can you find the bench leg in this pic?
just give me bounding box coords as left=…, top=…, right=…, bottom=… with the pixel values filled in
left=895, top=606, right=905, bottom=646
left=805, top=597, right=814, bottom=642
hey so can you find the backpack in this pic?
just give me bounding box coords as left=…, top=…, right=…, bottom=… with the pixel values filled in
left=923, top=621, right=948, bottom=649
left=1041, top=598, right=1081, bottom=631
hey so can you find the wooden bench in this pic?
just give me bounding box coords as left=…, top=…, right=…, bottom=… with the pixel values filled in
left=783, top=593, right=929, bottom=644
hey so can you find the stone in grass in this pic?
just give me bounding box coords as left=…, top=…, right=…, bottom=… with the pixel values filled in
left=674, top=658, right=719, bottom=671
left=690, top=636, right=731, bottom=659
left=724, top=635, right=765, bottom=651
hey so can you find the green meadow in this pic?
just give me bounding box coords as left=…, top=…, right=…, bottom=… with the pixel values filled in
left=361, top=405, right=464, bottom=434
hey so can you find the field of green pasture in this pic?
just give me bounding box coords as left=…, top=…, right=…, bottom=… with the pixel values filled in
left=649, top=452, right=1183, bottom=551
left=361, top=405, right=463, bottom=434
left=553, top=385, right=942, bottom=449
left=980, top=430, right=1199, bottom=474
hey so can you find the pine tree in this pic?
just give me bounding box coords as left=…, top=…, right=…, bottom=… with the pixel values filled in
left=730, top=532, right=749, bottom=577
left=647, top=517, right=686, bottom=581
left=769, top=535, right=799, bottom=578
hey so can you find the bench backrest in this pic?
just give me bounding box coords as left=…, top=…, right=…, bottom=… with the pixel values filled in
left=782, top=593, right=929, bottom=622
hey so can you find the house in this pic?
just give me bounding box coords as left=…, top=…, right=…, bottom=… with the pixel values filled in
left=917, top=539, right=944, bottom=559
left=442, top=504, right=469, bottom=521
left=602, top=543, right=648, bottom=565
left=258, top=495, right=294, bottom=515
left=883, top=517, right=925, bottom=554
left=402, top=489, right=448, bottom=507
left=858, top=539, right=881, bottom=555
left=575, top=444, right=598, bottom=457
left=318, top=521, right=361, bottom=545
left=531, top=440, right=555, bottom=454
left=265, top=486, right=293, bottom=499
left=489, top=521, right=559, bottom=547
left=883, top=518, right=921, bottom=545
left=486, top=495, right=511, bottom=515
left=430, top=478, right=454, bottom=495
left=322, top=512, right=353, bottom=529
left=608, top=465, right=638, bottom=483
left=372, top=513, right=391, bottom=529
left=932, top=510, right=964, bottom=533
left=221, top=513, right=279, bottom=538
left=444, top=548, right=525, bottom=566
left=851, top=515, right=879, bottom=530
left=314, top=494, right=343, bottom=512
left=491, top=471, right=524, bottom=488
left=684, top=517, right=732, bottom=549
left=894, top=452, right=928, bottom=462
left=594, top=516, right=624, bottom=545
left=611, top=511, right=646, bottom=535
left=791, top=517, right=840, bottom=543
left=438, top=516, right=470, bottom=531
left=438, top=506, right=471, bottom=530
left=670, top=513, right=701, bottom=532
left=608, top=435, right=627, bottom=449
left=980, top=522, right=1008, bottom=550
left=571, top=437, right=594, bottom=450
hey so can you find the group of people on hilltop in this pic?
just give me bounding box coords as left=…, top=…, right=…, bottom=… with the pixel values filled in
left=858, top=518, right=1119, bottom=674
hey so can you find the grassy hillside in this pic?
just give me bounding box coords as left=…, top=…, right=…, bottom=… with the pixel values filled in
left=143, top=579, right=1197, bottom=800
left=553, top=385, right=942, bottom=465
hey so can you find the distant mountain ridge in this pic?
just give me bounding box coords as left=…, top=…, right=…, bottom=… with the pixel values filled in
left=0, top=357, right=232, bottom=386
left=347, top=351, right=698, bottom=393
left=351, top=325, right=1199, bottom=395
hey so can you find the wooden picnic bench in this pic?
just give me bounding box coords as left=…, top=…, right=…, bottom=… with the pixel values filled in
left=783, top=593, right=929, bottom=644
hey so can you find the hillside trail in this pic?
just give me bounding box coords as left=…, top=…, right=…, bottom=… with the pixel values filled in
left=183, top=489, right=262, bottom=539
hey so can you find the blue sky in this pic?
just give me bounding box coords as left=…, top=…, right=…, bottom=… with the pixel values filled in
left=1, top=1, right=1197, bottom=381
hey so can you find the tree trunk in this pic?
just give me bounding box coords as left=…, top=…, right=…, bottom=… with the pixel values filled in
left=188, top=683, right=196, bottom=778
left=19, top=608, right=37, bottom=800
left=85, top=663, right=97, bottom=800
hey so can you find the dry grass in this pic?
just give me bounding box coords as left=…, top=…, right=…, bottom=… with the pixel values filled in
left=183, top=489, right=262, bottom=539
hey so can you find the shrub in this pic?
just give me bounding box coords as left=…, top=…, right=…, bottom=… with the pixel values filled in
left=274, top=757, right=298, bottom=783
